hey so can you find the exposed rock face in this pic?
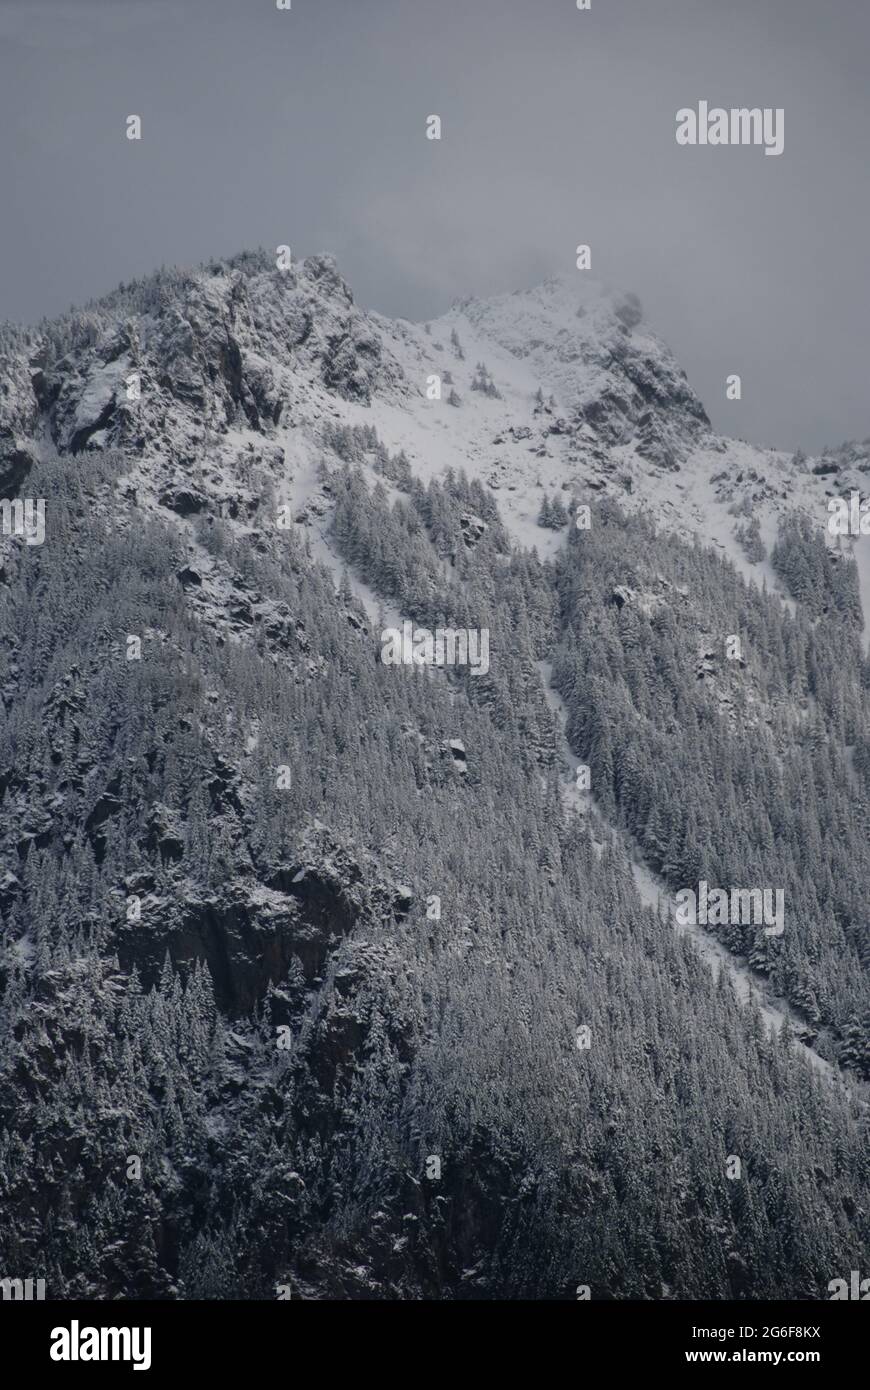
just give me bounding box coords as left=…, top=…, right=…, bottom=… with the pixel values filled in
left=115, top=870, right=368, bottom=1016
left=0, top=346, right=40, bottom=496
left=452, top=275, right=710, bottom=472
left=0, top=255, right=402, bottom=550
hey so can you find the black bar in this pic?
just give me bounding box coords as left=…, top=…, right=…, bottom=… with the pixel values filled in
left=1, top=1299, right=864, bottom=1376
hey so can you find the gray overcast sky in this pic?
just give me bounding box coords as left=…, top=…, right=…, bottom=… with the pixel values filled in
left=0, top=0, right=867, bottom=453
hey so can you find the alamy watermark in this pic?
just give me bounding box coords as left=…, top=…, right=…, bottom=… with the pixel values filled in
left=50, top=1321, right=151, bottom=1370
left=827, top=491, right=870, bottom=535
left=380, top=620, right=490, bottom=676
left=675, top=880, right=784, bottom=936
left=676, top=102, right=784, bottom=157
left=828, top=1271, right=870, bottom=1300
left=0, top=497, right=45, bottom=546
left=1, top=1276, right=45, bottom=1300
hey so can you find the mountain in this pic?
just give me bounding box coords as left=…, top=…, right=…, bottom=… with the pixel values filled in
left=10, top=252, right=867, bottom=599
left=0, top=250, right=868, bottom=1300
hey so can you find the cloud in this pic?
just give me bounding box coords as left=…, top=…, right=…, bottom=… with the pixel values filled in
left=0, top=0, right=176, bottom=50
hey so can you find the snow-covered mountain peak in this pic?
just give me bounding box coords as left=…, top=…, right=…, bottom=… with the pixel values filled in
left=5, top=247, right=870, bottom=625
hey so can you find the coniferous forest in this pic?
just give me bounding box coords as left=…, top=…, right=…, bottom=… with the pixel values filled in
left=1, top=401, right=868, bottom=1297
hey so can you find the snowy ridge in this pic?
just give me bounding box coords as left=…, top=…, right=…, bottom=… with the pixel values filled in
left=5, top=248, right=868, bottom=604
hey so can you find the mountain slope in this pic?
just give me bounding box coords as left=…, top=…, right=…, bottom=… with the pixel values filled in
left=0, top=252, right=868, bottom=1300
